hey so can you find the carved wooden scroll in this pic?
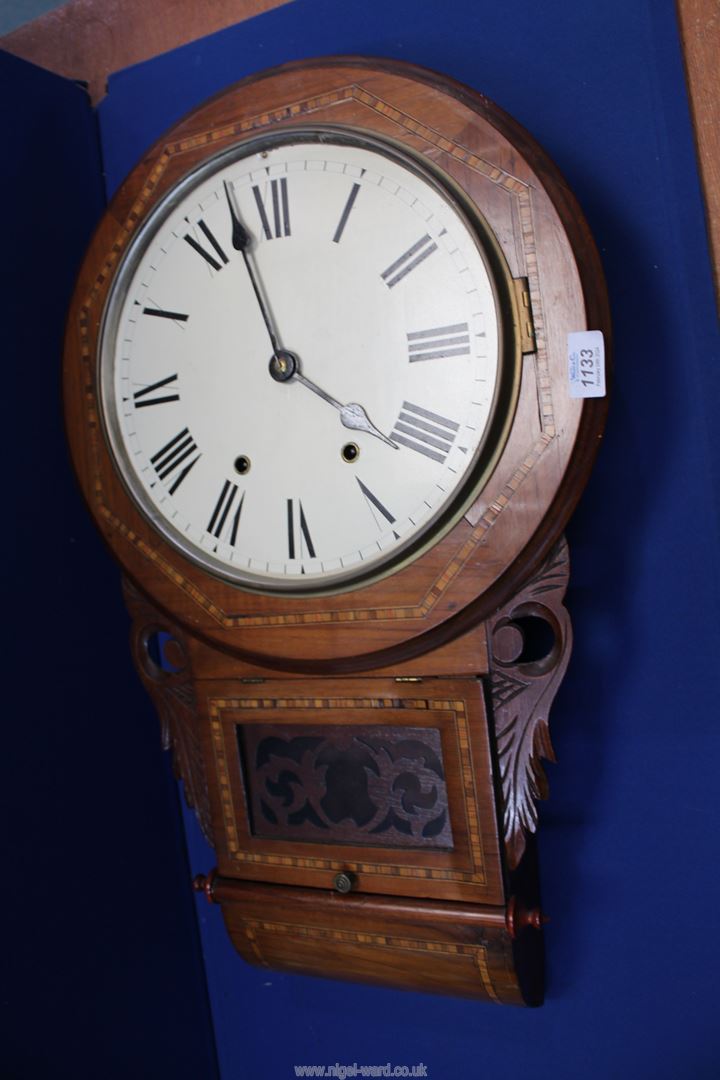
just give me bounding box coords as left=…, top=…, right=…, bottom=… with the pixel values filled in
left=123, top=578, right=214, bottom=847
left=488, top=538, right=572, bottom=868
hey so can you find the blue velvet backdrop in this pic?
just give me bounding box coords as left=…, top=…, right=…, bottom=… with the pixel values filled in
left=1, top=49, right=218, bottom=1080
left=98, top=1, right=720, bottom=1075
left=5, top=0, right=719, bottom=1075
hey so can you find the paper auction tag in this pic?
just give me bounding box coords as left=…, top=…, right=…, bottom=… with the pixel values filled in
left=568, top=330, right=606, bottom=398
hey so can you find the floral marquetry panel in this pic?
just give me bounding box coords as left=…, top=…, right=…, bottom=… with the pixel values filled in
left=238, top=723, right=454, bottom=849
left=197, top=677, right=505, bottom=905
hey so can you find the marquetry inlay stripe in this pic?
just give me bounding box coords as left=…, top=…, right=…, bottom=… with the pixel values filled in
left=244, top=918, right=500, bottom=1002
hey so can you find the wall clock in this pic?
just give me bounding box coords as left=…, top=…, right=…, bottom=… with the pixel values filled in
left=64, top=57, right=610, bottom=1005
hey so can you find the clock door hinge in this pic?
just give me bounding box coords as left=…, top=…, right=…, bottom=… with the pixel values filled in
left=512, top=277, right=536, bottom=354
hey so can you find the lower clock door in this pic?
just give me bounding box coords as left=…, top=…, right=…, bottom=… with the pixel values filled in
left=208, top=875, right=540, bottom=1005
left=197, top=677, right=506, bottom=906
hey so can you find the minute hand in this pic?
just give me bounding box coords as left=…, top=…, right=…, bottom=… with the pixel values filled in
left=223, top=181, right=396, bottom=450
left=293, top=371, right=398, bottom=449
left=223, top=180, right=282, bottom=354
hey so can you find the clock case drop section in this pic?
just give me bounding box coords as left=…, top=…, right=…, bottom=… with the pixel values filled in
left=64, top=59, right=610, bottom=1005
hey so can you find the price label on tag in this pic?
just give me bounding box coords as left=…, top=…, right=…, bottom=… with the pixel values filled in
left=567, top=331, right=606, bottom=398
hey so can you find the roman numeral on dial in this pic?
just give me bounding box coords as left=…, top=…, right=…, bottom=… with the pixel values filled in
left=207, top=480, right=244, bottom=546
left=133, top=374, right=179, bottom=409
left=391, top=402, right=459, bottom=464
left=150, top=428, right=201, bottom=494
left=287, top=498, right=316, bottom=559
left=407, top=323, right=470, bottom=362
left=381, top=234, right=438, bottom=288
left=252, top=178, right=290, bottom=240
left=356, top=478, right=395, bottom=525
left=357, top=477, right=400, bottom=540
left=142, top=306, right=189, bottom=322
left=184, top=219, right=229, bottom=271
left=332, top=182, right=360, bottom=243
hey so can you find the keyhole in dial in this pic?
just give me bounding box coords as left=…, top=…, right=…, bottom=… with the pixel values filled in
left=341, top=443, right=359, bottom=463
left=234, top=455, right=251, bottom=475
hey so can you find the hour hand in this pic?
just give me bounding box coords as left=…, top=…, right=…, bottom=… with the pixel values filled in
left=339, top=402, right=398, bottom=449
left=290, top=369, right=397, bottom=449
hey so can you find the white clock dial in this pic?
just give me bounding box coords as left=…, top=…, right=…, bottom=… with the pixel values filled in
left=100, top=130, right=515, bottom=593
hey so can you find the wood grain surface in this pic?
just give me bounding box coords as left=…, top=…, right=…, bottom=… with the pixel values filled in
left=676, top=0, right=720, bottom=306
left=208, top=876, right=542, bottom=1004
left=0, top=0, right=290, bottom=103
left=63, top=58, right=610, bottom=670
left=59, top=53, right=609, bottom=1006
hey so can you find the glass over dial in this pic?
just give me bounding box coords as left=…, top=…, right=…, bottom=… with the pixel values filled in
left=100, top=131, right=514, bottom=593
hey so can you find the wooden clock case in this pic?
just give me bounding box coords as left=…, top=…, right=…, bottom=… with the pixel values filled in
left=64, top=58, right=610, bottom=1006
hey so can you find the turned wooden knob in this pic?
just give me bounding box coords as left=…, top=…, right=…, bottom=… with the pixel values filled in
left=505, top=895, right=549, bottom=939
left=192, top=870, right=217, bottom=903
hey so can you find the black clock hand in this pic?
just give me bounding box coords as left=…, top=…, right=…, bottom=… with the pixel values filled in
left=224, top=180, right=396, bottom=449
left=223, top=180, right=282, bottom=355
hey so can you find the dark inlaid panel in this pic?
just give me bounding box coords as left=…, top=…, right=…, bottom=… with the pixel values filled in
left=237, top=723, right=454, bottom=850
